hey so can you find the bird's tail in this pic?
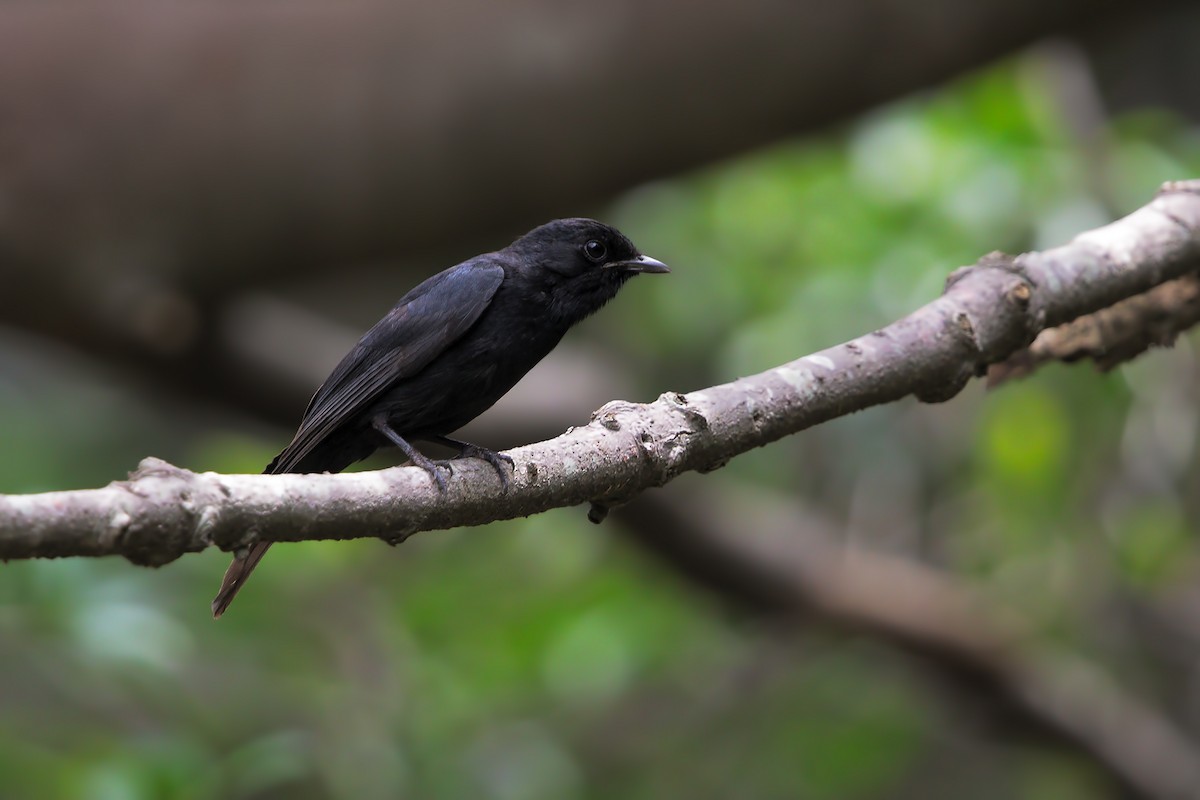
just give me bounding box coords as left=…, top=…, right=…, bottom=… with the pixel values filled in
left=211, top=542, right=272, bottom=618
left=211, top=440, right=307, bottom=618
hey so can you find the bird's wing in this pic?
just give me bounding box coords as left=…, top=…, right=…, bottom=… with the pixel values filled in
left=268, top=262, right=505, bottom=473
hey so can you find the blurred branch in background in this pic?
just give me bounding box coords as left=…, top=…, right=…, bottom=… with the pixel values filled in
left=0, top=0, right=1187, bottom=433
left=2, top=181, right=1197, bottom=565
left=2, top=0, right=1177, bottom=281
left=615, top=485, right=1200, bottom=800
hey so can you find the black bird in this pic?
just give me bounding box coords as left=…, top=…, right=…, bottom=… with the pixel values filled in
left=212, top=218, right=668, bottom=617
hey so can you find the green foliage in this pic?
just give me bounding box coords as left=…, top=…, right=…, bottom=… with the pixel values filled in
left=1110, top=501, right=1191, bottom=588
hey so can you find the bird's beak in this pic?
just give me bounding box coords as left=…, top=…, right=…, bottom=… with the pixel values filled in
left=606, top=254, right=670, bottom=274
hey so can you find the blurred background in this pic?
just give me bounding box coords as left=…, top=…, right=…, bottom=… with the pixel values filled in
left=3, top=1, right=1200, bottom=798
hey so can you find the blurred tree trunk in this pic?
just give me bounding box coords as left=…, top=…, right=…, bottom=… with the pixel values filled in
left=0, top=0, right=1184, bottom=430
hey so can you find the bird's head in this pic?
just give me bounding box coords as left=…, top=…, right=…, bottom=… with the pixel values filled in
left=505, top=218, right=669, bottom=325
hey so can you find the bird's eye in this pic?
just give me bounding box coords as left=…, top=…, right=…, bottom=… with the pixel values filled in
left=583, top=240, right=608, bottom=262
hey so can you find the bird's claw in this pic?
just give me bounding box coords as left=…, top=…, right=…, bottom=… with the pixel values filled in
left=414, top=448, right=512, bottom=494
left=417, top=460, right=452, bottom=493
left=455, top=445, right=515, bottom=492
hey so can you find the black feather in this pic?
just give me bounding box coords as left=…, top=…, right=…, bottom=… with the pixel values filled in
left=212, top=218, right=667, bottom=617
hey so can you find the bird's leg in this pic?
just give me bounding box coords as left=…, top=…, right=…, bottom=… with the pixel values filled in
left=372, top=414, right=450, bottom=492
left=425, top=435, right=514, bottom=492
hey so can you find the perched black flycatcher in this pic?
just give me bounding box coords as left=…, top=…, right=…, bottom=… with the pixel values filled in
left=212, top=218, right=668, bottom=617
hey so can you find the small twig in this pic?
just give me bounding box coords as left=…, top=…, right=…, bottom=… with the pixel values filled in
left=989, top=272, right=1200, bottom=385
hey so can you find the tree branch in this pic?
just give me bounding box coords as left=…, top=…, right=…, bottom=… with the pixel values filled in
left=988, top=271, right=1200, bottom=385
left=2, top=181, right=1199, bottom=564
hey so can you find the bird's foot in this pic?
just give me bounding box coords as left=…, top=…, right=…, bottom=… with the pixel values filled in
left=372, top=415, right=455, bottom=493
left=416, top=435, right=515, bottom=491
left=456, top=444, right=515, bottom=492
left=408, top=451, right=453, bottom=493
left=426, top=436, right=514, bottom=491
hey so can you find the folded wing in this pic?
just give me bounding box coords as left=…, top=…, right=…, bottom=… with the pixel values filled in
left=267, top=261, right=505, bottom=474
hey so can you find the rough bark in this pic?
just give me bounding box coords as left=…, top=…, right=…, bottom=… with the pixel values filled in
left=989, top=272, right=1200, bottom=384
